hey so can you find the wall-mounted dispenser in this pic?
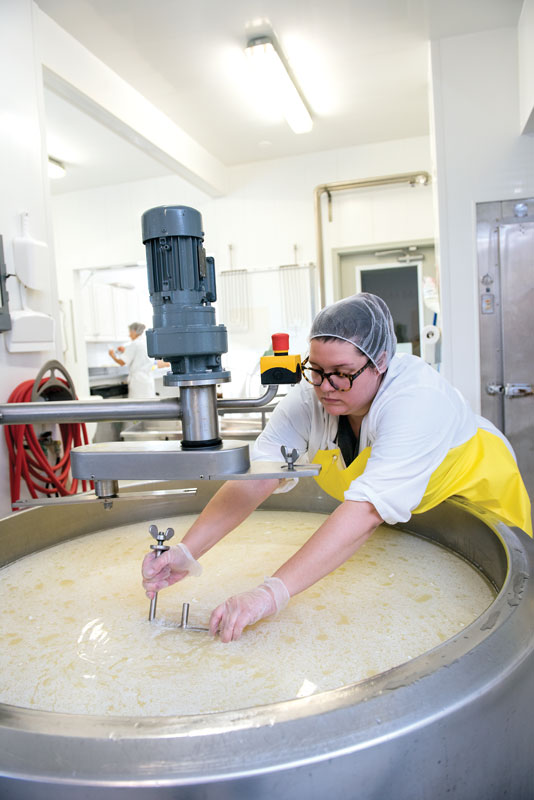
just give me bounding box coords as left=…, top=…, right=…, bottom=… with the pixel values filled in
left=0, top=235, right=12, bottom=333
left=13, top=211, right=50, bottom=292
left=4, top=213, right=55, bottom=353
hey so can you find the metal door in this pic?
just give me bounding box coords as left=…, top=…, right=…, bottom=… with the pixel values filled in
left=477, top=199, right=534, bottom=508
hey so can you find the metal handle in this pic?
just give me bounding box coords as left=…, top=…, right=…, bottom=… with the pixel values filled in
left=148, top=526, right=174, bottom=621
left=486, top=383, right=533, bottom=397
left=505, top=383, right=533, bottom=398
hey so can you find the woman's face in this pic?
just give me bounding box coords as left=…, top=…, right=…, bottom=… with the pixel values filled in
left=307, top=338, right=383, bottom=418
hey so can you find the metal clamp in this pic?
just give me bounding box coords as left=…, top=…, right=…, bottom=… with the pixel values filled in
left=281, top=445, right=299, bottom=471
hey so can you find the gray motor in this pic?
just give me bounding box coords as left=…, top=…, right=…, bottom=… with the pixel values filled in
left=142, top=205, right=230, bottom=387
left=142, top=206, right=231, bottom=447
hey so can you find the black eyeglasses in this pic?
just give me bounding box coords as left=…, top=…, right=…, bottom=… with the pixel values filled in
left=301, top=357, right=373, bottom=391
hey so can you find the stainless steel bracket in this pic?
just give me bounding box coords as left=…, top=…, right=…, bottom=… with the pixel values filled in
left=12, top=487, right=197, bottom=510
left=70, top=440, right=321, bottom=482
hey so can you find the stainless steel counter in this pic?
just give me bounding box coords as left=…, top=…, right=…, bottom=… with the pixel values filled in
left=89, top=366, right=128, bottom=399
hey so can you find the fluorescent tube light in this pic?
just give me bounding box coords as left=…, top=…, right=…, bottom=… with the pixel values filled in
left=245, top=36, right=313, bottom=134
left=48, top=157, right=66, bottom=180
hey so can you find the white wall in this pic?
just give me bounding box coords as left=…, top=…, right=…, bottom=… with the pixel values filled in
left=519, top=0, right=534, bottom=133
left=36, top=6, right=228, bottom=197
left=208, top=136, right=434, bottom=287
left=430, top=26, right=534, bottom=410
left=0, top=0, right=62, bottom=518
left=51, top=136, right=434, bottom=397
left=52, top=137, right=433, bottom=274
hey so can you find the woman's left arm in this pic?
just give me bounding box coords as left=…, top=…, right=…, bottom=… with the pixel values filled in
left=273, top=500, right=383, bottom=595
left=210, top=500, right=383, bottom=641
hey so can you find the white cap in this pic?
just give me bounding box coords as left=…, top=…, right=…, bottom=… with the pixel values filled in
left=309, top=292, right=396, bottom=373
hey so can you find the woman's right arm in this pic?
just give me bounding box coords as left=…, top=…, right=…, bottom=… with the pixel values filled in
left=141, top=478, right=279, bottom=596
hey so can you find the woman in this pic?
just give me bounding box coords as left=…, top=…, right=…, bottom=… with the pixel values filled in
left=109, top=322, right=157, bottom=399
left=142, top=294, right=531, bottom=641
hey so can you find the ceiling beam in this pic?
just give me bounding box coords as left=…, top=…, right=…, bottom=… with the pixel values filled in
left=35, top=7, right=228, bottom=198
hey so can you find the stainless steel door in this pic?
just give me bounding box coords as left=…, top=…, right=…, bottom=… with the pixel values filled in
left=499, top=220, right=534, bottom=499
left=478, top=200, right=534, bottom=509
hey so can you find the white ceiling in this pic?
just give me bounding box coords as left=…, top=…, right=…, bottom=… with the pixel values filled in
left=37, top=0, right=524, bottom=194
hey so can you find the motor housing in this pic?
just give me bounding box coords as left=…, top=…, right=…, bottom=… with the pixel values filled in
left=142, top=205, right=230, bottom=387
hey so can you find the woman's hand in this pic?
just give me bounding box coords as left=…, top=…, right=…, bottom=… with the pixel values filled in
left=142, top=543, right=201, bottom=598
left=209, top=577, right=290, bottom=642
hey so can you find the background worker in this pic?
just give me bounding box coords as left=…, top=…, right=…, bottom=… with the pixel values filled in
left=142, top=293, right=531, bottom=642
left=109, top=321, right=168, bottom=399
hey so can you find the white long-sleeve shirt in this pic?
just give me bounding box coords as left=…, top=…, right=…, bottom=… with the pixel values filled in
left=122, top=336, right=156, bottom=399
left=251, top=353, right=513, bottom=525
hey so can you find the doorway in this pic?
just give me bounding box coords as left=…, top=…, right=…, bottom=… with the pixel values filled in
left=336, top=242, right=437, bottom=358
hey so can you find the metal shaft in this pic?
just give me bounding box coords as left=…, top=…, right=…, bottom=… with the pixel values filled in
left=0, top=398, right=182, bottom=424
left=180, top=603, right=190, bottom=627
left=0, top=386, right=278, bottom=425
left=180, top=385, right=220, bottom=444
left=148, top=591, right=158, bottom=622
left=148, top=549, right=161, bottom=621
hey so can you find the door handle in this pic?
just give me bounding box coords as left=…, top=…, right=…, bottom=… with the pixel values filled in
left=505, top=383, right=533, bottom=398
left=486, top=383, right=533, bottom=397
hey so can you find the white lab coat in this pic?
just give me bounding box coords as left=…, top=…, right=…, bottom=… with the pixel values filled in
left=122, top=336, right=156, bottom=399
left=252, top=353, right=513, bottom=524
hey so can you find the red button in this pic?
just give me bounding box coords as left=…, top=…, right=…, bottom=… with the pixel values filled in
left=272, top=332, right=289, bottom=353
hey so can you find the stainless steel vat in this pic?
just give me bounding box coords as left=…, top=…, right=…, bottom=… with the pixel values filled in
left=1, top=480, right=534, bottom=799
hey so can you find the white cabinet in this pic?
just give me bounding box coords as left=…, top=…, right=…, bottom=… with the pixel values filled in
left=112, top=285, right=132, bottom=339
left=80, top=266, right=152, bottom=343
left=83, top=282, right=145, bottom=341
left=91, top=282, right=116, bottom=339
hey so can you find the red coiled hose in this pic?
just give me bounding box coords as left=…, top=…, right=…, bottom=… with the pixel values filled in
left=5, top=377, right=92, bottom=506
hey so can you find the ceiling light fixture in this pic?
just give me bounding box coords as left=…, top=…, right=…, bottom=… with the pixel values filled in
left=48, top=157, right=66, bottom=180
left=245, top=35, right=313, bottom=134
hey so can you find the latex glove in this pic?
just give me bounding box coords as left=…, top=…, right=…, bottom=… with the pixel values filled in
left=209, top=577, right=290, bottom=642
left=142, top=542, right=202, bottom=599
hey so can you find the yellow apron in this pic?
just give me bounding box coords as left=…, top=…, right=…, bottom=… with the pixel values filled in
left=313, top=428, right=532, bottom=536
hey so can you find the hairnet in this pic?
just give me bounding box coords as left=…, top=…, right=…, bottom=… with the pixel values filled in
left=128, top=322, right=146, bottom=336
left=309, top=293, right=396, bottom=373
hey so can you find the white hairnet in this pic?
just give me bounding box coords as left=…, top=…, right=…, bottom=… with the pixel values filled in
left=309, top=293, right=396, bottom=373
left=128, top=322, right=146, bottom=336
